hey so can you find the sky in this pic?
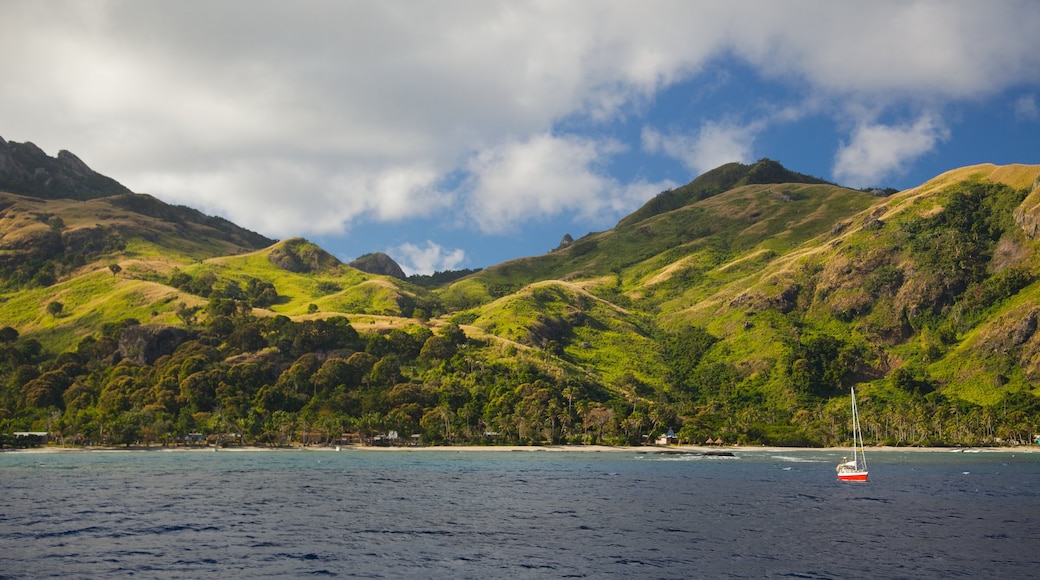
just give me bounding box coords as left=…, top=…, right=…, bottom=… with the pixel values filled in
left=2, top=1, right=1039, bottom=275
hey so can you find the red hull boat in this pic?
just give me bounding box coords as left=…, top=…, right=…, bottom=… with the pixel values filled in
left=837, top=387, right=869, bottom=482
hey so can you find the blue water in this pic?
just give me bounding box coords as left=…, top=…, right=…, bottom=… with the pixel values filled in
left=1, top=448, right=1038, bottom=579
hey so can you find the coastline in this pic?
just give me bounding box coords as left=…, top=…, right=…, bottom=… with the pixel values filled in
left=4, top=443, right=1038, bottom=454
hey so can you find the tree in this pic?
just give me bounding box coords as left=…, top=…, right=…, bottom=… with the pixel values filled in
left=345, top=352, right=377, bottom=386
left=108, top=263, right=122, bottom=276
left=46, top=301, right=64, bottom=317
left=323, top=316, right=360, bottom=350
left=388, top=329, right=421, bottom=358
left=312, top=358, right=352, bottom=396
left=177, top=371, right=218, bottom=412
left=440, top=322, right=467, bottom=346
left=419, top=335, right=455, bottom=362
left=225, top=323, right=265, bottom=353
left=21, top=370, right=71, bottom=409
left=276, top=354, right=321, bottom=397
left=175, top=302, right=200, bottom=326
left=370, top=355, right=401, bottom=387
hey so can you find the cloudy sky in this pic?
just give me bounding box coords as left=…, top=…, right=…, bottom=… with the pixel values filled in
left=2, top=1, right=1039, bottom=274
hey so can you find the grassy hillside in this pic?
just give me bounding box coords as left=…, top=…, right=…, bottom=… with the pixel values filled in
left=442, top=180, right=879, bottom=310
left=669, top=165, right=1040, bottom=408
left=0, top=195, right=429, bottom=352
left=3, top=161, right=1040, bottom=449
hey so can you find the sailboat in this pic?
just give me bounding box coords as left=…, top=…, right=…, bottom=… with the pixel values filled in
left=836, top=386, right=868, bottom=482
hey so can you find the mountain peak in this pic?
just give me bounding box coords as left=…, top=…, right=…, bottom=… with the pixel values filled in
left=0, top=135, right=132, bottom=200
left=618, top=159, right=831, bottom=228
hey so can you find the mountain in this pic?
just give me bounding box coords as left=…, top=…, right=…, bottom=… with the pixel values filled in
left=617, top=158, right=832, bottom=228
left=0, top=136, right=132, bottom=200
left=440, top=172, right=870, bottom=310
left=1, top=145, right=1038, bottom=449
left=0, top=136, right=275, bottom=283
left=0, top=189, right=277, bottom=275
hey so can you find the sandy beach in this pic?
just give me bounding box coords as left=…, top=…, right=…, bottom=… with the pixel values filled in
left=5, top=443, right=1038, bottom=454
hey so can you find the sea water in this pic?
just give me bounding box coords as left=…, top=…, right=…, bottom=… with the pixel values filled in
left=1, top=448, right=1038, bottom=578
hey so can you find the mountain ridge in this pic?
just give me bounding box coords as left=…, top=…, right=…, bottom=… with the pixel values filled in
left=617, top=158, right=833, bottom=228
left=0, top=136, right=132, bottom=200
left=2, top=142, right=1039, bottom=449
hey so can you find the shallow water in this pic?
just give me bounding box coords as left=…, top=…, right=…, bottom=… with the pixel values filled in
left=1, top=448, right=1038, bottom=578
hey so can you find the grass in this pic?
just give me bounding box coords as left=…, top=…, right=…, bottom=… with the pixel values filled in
left=6, top=162, right=1040, bottom=413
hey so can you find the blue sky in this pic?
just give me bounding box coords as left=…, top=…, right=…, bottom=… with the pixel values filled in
left=2, top=1, right=1039, bottom=274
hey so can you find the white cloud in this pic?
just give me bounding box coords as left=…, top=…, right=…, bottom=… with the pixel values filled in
left=464, top=133, right=670, bottom=233
left=0, top=1, right=1037, bottom=248
left=729, top=1, right=1040, bottom=100
left=391, top=241, right=467, bottom=276
left=833, top=116, right=951, bottom=188
left=642, top=122, right=758, bottom=176
left=1015, top=96, right=1039, bottom=121
left=134, top=159, right=452, bottom=238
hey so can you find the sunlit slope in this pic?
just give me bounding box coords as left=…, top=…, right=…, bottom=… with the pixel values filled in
left=0, top=191, right=273, bottom=262
left=199, top=238, right=439, bottom=317
left=662, top=163, right=1040, bottom=405
left=468, top=280, right=668, bottom=393
left=1, top=190, right=276, bottom=351
left=0, top=267, right=196, bottom=353
left=6, top=161, right=1040, bottom=410
left=441, top=180, right=879, bottom=310
left=0, top=194, right=434, bottom=350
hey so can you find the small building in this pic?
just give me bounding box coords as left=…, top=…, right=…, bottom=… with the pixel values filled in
left=372, top=431, right=400, bottom=446
left=337, top=432, right=361, bottom=445
left=656, top=429, right=678, bottom=445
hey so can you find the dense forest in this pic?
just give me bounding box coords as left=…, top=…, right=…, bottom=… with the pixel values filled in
left=2, top=275, right=1037, bottom=450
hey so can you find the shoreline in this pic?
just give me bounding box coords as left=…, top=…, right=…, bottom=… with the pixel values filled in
left=4, top=443, right=1038, bottom=454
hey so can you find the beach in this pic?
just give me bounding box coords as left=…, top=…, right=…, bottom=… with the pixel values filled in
left=6, top=443, right=1038, bottom=454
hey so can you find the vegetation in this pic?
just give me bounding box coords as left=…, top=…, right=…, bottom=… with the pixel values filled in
left=2, top=161, right=1040, bottom=449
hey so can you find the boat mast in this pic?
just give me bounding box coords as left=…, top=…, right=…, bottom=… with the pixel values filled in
left=851, top=386, right=866, bottom=471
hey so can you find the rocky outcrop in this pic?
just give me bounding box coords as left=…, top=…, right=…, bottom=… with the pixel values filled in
left=0, top=135, right=132, bottom=200
left=1011, top=310, right=1038, bottom=347
left=1013, top=172, right=1040, bottom=240
left=552, top=233, right=574, bottom=252
left=349, top=252, right=406, bottom=279
left=269, top=238, right=343, bottom=274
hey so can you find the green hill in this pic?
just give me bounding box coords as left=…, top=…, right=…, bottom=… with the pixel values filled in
left=617, top=158, right=832, bottom=228
left=2, top=149, right=1039, bottom=450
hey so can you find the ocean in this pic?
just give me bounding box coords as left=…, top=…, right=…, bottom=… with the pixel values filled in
left=1, top=447, right=1038, bottom=579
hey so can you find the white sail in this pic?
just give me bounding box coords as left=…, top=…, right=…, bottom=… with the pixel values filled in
left=837, top=387, right=868, bottom=481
